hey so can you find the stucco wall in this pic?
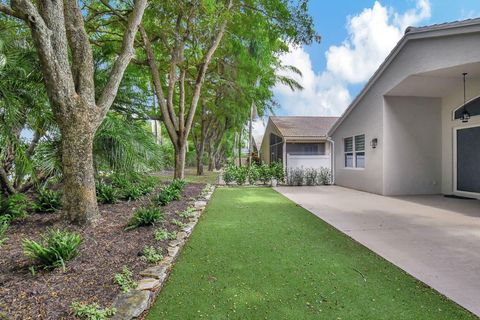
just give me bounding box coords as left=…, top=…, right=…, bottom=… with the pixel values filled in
left=384, top=97, right=442, bottom=195
left=332, top=28, right=480, bottom=195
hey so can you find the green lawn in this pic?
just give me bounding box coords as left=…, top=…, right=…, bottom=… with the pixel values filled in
left=146, top=187, right=476, bottom=320
left=155, top=167, right=219, bottom=185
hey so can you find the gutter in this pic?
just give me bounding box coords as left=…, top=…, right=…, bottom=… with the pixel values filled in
left=326, top=137, right=335, bottom=185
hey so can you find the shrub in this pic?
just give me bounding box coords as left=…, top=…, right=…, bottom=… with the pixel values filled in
left=170, top=179, right=187, bottom=192
left=125, top=206, right=164, bottom=230
left=141, top=246, right=163, bottom=263
left=318, top=167, right=332, bottom=185
left=120, top=183, right=144, bottom=201
left=113, top=266, right=136, bottom=293
left=0, top=217, right=9, bottom=247
left=96, top=183, right=119, bottom=204
left=35, top=188, right=61, bottom=213
left=247, top=164, right=260, bottom=185
left=305, top=168, right=318, bottom=186
left=234, top=166, right=248, bottom=185
left=287, top=168, right=305, bottom=186
left=153, top=186, right=181, bottom=206
left=23, top=229, right=82, bottom=270
left=0, top=193, right=31, bottom=221
left=258, top=163, right=273, bottom=185
left=270, top=162, right=285, bottom=183
left=70, top=302, right=116, bottom=320
left=223, top=163, right=236, bottom=184
left=154, top=228, right=177, bottom=241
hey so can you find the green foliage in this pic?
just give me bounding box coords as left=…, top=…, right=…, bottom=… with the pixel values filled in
left=171, top=218, right=187, bottom=229
left=35, top=188, right=61, bottom=213
left=234, top=166, right=248, bottom=185
left=258, top=163, right=273, bottom=185
left=0, top=216, right=9, bottom=247
left=318, top=168, right=332, bottom=185
left=96, top=183, right=119, bottom=204
left=304, top=168, right=317, bottom=186
left=287, top=168, right=305, bottom=186
left=125, top=206, right=164, bottom=230
left=170, top=179, right=187, bottom=192
left=112, top=173, right=158, bottom=201
left=70, top=302, right=116, bottom=320
left=23, top=229, right=81, bottom=270
left=223, top=163, right=236, bottom=184
left=141, top=246, right=164, bottom=263
left=270, top=162, right=286, bottom=182
left=179, top=207, right=196, bottom=219
left=0, top=193, right=31, bottom=221
left=153, top=185, right=181, bottom=206
left=154, top=228, right=177, bottom=241
left=247, top=164, right=260, bottom=185
left=113, top=266, right=137, bottom=293
left=286, top=167, right=332, bottom=186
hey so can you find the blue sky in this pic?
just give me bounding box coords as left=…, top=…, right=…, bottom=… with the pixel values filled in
left=263, top=0, right=480, bottom=126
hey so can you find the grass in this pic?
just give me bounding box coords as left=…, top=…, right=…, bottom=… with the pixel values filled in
left=155, top=167, right=218, bottom=185
left=146, top=188, right=476, bottom=320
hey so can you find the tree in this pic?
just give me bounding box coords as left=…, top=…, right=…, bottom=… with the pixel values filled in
left=0, top=0, right=148, bottom=224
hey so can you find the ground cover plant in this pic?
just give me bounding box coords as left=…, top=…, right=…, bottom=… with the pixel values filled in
left=34, top=188, right=62, bottom=213
left=70, top=302, right=116, bottom=320
left=146, top=188, right=476, bottom=320
left=125, top=206, right=164, bottom=230
left=113, top=266, right=137, bottom=293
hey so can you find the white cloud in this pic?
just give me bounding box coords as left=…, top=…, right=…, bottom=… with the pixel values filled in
left=273, top=0, right=431, bottom=117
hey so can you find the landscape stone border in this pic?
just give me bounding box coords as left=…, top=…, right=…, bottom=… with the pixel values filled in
left=111, top=184, right=216, bottom=320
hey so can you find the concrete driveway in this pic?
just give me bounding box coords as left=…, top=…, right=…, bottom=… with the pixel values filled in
left=276, top=185, right=480, bottom=316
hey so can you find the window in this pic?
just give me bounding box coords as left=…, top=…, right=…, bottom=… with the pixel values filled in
left=344, top=134, right=365, bottom=168
left=270, top=133, right=283, bottom=163
left=454, top=95, right=480, bottom=120
left=286, top=143, right=326, bottom=155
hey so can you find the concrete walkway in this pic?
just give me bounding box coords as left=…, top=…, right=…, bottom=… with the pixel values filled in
left=276, top=186, right=480, bottom=317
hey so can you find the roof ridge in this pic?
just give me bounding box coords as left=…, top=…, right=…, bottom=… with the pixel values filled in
left=405, top=17, right=480, bottom=34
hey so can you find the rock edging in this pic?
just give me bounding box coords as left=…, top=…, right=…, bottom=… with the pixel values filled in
left=111, top=184, right=216, bottom=320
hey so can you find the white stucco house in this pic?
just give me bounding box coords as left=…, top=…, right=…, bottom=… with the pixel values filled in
left=329, top=18, right=480, bottom=199
left=260, top=116, right=338, bottom=171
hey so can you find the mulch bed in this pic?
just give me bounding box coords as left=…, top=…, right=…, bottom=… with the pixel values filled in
left=0, top=182, right=205, bottom=320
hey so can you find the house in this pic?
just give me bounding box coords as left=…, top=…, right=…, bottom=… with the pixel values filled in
left=329, top=18, right=480, bottom=199
left=260, top=116, right=338, bottom=171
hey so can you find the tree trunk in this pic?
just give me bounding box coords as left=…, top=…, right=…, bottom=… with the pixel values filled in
left=238, top=130, right=242, bottom=167
left=196, top=152, right=204, bottom=176
left=207, top=145, right=214, bottom=171
left=174, top=142, right=187, bottom=179
left=61, top=127, right=98, bottom=224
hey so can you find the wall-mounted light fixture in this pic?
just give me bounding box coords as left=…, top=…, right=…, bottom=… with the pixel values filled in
left=370, top=138, right=378, bottom=149
left=461, top=72, right=471, bottom=123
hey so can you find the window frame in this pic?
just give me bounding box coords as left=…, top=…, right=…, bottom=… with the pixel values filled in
left=343, top=134, right=366, bottom=169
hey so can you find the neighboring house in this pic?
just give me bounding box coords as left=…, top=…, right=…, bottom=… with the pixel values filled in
left=329, top=18, right=480, bottom=199
left=260, top=116, right=338, bottom=171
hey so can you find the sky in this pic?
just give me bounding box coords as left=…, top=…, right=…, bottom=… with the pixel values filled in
left=253, top=0, right=480, bottom=136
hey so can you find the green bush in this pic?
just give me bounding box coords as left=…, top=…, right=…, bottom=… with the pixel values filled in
left=170, top=179, right=187, bottom=192
left=154, top=228, right=177, bottom=241
left=258, top=163, right=272, bottom=185
left=287, top=168, right=305, bottom=186
left=247, top=164, right=260, bottom=185
left=270, top=162, right=285, bottom=183
left=35, top=188, right=61, bottom=213
left=223, top=163, right=236, bottom=184
left=96, top=183, right=119, bottom=204
left=0, top=217, right=9, bottom=247
left=305, top=168, right=318, bottom=186
left=318, top=168, right=332, bottom=185
left=23, top=229, right=82, bottom=270
left=120, top=183, right=144, bottom=201
left=70, top=302, right=116, bottom=320
left=125, top=206, right=164, bottom=230
left=113, top=266, right=136, bottom=293
left=153, top=186, right=181, bottom=206
left=0, top=193, right=31, bottom=221
left=141, top=246, right=163, bottom=263
left=234, top=166, right=248, bottom=185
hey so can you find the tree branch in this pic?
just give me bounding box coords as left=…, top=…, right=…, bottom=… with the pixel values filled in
left=0, top=3, right=25, bottom=20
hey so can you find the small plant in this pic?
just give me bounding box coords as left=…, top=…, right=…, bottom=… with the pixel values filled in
left=305, top=168, right=318, bottom=186
left=258, top=163, right=273, bottom=185
left=234, top=166, right=248, bottom=185
left=96, top=183, right=119, bottom=204
left=154, top=228, right=177, bottom=241
left=171, top=218, right=187, bottom=228
left=0, top=193, right=31, bottom=220
left=70, top=301, right=116, bottom=320
left=121, top=183, right=144, bottom=201
left=113, top=266, right=137, bottom=293
left=318, top=167, right=332, bottom=185
left=179, top=207, right=196, bottom=218
left=141, top=246, right=163, bottom=263
left=0, top=217, right=9, bottom=247
left=125, top=206, right=164, bottom=230
left=223, top=163, right=236, bottom=184
left=153, top=186, right=181, bottom=206
left=170, top=179, right=187, bottom=192
left=247, top=164, right=260, bottom=185
left=23, top=229, right=82, bottom=270
left=270, top=161, right=286, bottom=183
left=35, top=188, right=61, bottom=213
left=287, top=168, right=305, bottom=186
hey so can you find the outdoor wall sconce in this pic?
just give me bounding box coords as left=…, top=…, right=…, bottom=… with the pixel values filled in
left=370, top=138, right=378, bottom=149
left=461, top=72, right=471, bottom=123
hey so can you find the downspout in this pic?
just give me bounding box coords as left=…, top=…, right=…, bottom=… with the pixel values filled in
left=326, top=137, right=335, bottom=184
